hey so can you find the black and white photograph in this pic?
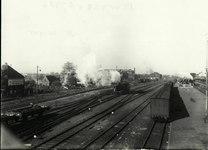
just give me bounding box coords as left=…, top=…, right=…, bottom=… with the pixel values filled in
left=1, top=0, right=208, bottom=149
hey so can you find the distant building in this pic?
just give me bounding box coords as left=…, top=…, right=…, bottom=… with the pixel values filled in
left=120, top=69, right=135, bottom=79
left=150, top=72, right=162, bottom=80
left=1, top=63, right=25, bottom=97
left=42, top=75, right=60, bottom=86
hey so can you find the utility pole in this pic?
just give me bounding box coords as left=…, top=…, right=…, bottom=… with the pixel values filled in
left=37, top=66, right=38, bottom=95
left=36, top=66, right=41, bottom=104
left=36, top=66, right=39, bottom=104
left=206, top=68, right=207, bottom=116
left=205, top=37, right=208, bottom=121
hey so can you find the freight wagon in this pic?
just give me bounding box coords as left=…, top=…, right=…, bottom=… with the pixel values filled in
left=1, top=104, right=50, bottom=124
left=114, top=82, right=130, bottom=94
left=150, top=81, right=173, bottom=122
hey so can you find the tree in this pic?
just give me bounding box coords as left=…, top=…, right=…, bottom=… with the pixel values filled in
left=68, top=75, right=77, bottom=86
left=25, top=80, right=36, bottom=88
left=60, top=62, right=77, bottom=85
left=51, top=81, right=62, bottom=91
left=52, top=81, right=62, bottom=87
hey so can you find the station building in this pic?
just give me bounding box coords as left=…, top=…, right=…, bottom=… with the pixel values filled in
left=1, top=63, right=25, bottom=97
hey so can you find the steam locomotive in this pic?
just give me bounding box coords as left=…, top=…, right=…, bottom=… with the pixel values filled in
left=114, top=82, right=130, bottom=94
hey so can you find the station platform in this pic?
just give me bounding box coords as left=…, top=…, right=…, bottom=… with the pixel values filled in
left=168, top=83, right=208, bottom=149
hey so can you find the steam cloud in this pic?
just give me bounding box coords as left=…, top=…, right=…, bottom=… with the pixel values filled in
left=176, top=71, right=193, bottom=80
left=76, top=52, right=121, bottom=86
left=96, top=70, right=121, bottom=86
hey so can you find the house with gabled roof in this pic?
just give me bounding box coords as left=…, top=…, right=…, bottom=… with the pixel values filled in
left=42, top=75, right=60, bottom=86
left=1, top=63, right=25, bottom=97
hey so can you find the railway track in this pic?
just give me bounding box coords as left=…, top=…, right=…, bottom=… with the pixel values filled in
left=2, top=91, right=111, bottom=126
left=84, top=96, right=152, bottom=149
left=8, top=82, right=158, bottom=128
left=1, top=82, right=159, bottom=112
left=4, top=83, right=154, bottom=129
left=1, top=87, right=109, bottom=111
left=141, top=121, right=167, bottom=149
left=32, top=83, right=164, bottom=149
left=14, top=92, right=117, bottom=139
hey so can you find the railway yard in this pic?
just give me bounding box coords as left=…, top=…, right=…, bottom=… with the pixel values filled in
left=1, top=80, right=208, bottom=149
left=3, top=0, right=208, bottom=149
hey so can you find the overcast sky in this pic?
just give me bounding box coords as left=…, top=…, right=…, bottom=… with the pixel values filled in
left=2, top=0, right=208, bottom=76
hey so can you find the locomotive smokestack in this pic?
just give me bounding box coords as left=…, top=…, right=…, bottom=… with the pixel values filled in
left=116, top=65, right=118, bottom=70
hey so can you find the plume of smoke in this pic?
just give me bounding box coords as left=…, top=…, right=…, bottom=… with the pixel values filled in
left=96, top=70, right=121, bottom=86
left=96, top=71, right=111, bottom=86
left=76, top=52, right=99, bottom=86
left=63, top=73, right=69, bottom=85
left=76, top=52, right=121, bottom=87
left=176, top=71, right=193, bottom=80
left=109, top=70, right=121, bottom=83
